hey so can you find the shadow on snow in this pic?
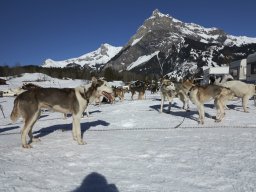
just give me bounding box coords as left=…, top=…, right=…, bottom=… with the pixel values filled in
left=149, top=104, right=214, bottom=122
left=33, top=120, right=109, bottom=139
left=73, top=172, right=119, bottom=192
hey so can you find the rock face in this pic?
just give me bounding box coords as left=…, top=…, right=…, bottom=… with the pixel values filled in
left=104, top=9, right=256, bottom=77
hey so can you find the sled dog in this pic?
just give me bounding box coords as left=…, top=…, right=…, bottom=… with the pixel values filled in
left=10, top=77, right=113, bottom=148
left=160, top=79, right=194, bottom=113
left=215, top=80, right=255, bottom=112
left=189, top=84, right=235, bottom=124
left=129, top=81, right=146, bottom=100
left=112, top=86, right=125, bottom=102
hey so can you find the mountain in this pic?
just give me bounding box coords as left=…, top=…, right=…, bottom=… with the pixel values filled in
left=42, top=43, right=122, bottom=70
left=104, top=9, right=256, bottom=78
left=42, top=10, right=256, bottom=79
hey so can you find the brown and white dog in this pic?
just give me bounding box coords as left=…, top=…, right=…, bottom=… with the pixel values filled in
left=10, top=77, right=113, bottom=148
left=160, top=79, right=194, bottom=113
left=112, top=86, right=125, bottom=102
left=189, top=84, right=235, bottom=124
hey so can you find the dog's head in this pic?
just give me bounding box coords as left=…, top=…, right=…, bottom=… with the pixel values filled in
left=161, top=79, right=175, bottom=91
left=90, top=77, right=114, bottom=102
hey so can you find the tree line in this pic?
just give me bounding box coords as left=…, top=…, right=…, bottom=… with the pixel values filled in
left=0, top=65, right=160, bottom=83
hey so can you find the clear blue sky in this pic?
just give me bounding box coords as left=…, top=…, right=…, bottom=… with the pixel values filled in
left=0, top=0, right=255, bottom=66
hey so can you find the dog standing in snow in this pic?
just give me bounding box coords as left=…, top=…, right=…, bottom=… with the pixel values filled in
left=215, top=80, right=255, bottom=112
left=10, top=77, right=113, bottom=148
left=160, top=79, right=194, bottom=113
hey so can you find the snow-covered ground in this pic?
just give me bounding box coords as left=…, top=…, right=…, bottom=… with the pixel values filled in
left=0, top=73, right=256, bottom=192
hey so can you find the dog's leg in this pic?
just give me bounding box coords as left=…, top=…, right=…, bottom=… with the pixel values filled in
left=72, top=118, right=77, bottom=141
left=21, top=111, right=39, bottom=148
left=138, top=92, right=143, bottom=100
left=131, top=91, right=135, bottom=100
left=242, top=96, right=250, bottom=113
left=121, top=92, right=124, bottom=102
left=81, top=107, right=89, bottom=118
left=183, top=92, right=190, bottom=111
left=224, top=105, right=230, bottom=110
left=21, top=120, right=32, bottom=148
left=85, top=107, right=89, bottom=117
left=120, top=96, right=124, bottom=102
left=218, top=100, right=225, bottom=121
left=178, top=92, right=186, bottom=110
left=160, top=95, right=165, bottom=113
left=166, top=94, right=174, bottom=112
left=197, top=103, right=205, bottom=125
left=215, top=99, right=220, bottom=120
left=167, top=98, right=172, bottom=112
left=28, top=111, right=41, bottom=143
left=73, top=114, right=85, bottom=145
left=186, top=96, right=190, bottom=111
left=214, top=99, right=222, bottom=122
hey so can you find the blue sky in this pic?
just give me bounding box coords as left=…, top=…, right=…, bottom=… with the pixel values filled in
left=0, top=0, right=255, bottom=66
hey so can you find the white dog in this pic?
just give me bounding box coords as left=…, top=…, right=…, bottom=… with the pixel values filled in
left=219, top=80, right=255, bottom=112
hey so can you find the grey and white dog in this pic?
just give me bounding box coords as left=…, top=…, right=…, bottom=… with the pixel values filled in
left=10, top=77, right=113, bottom=148
left=160, top=79, right=194, bottom=113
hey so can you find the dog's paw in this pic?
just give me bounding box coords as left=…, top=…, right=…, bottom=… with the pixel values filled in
left=77, top=140, right=86, bottom=145
left=215, top=119, right=222, bottom=123
left=32, top=137, right=41, bottom=142
left=73, top=137, right=77, bottom=141
left=22, top=144, right=32, bottom=148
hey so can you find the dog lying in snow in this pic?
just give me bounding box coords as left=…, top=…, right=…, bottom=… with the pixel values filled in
left=10, top=77, right=113, bottom=148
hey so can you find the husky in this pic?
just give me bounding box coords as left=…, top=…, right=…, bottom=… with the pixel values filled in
left=10, top=77, right=113, bottom=148
left=129, top=81, right=146, bottom=100
left=189, top=84, right=235, bottom=124
left=215, top=80, right=255, bottom=112
left=112, top=86, right=125, bottom=102
left=160, top=79, right=194, bottom=113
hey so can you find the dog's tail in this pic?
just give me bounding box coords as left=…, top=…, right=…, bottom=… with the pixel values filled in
left=10, top=97, right=21, bottom=122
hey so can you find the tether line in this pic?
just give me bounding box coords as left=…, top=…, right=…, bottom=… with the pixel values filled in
left=1, top=124, right=256, bottom=136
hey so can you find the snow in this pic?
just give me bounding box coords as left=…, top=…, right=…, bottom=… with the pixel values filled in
left=150, top=9, right=169, bottom=19
left=225, top=35, right=256, bottom=46
left=131, top=36, right=143, bottom=46
left=1, top=73, right=256, bottom=192
left=127, top=51, right=159, bottom=71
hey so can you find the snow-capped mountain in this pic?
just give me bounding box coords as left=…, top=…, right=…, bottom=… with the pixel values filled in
left=104, top=9, right=256, bottom=77
left=42, top=10, right=256, bottom=78
left=42, top=43, right=122, bottom=69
